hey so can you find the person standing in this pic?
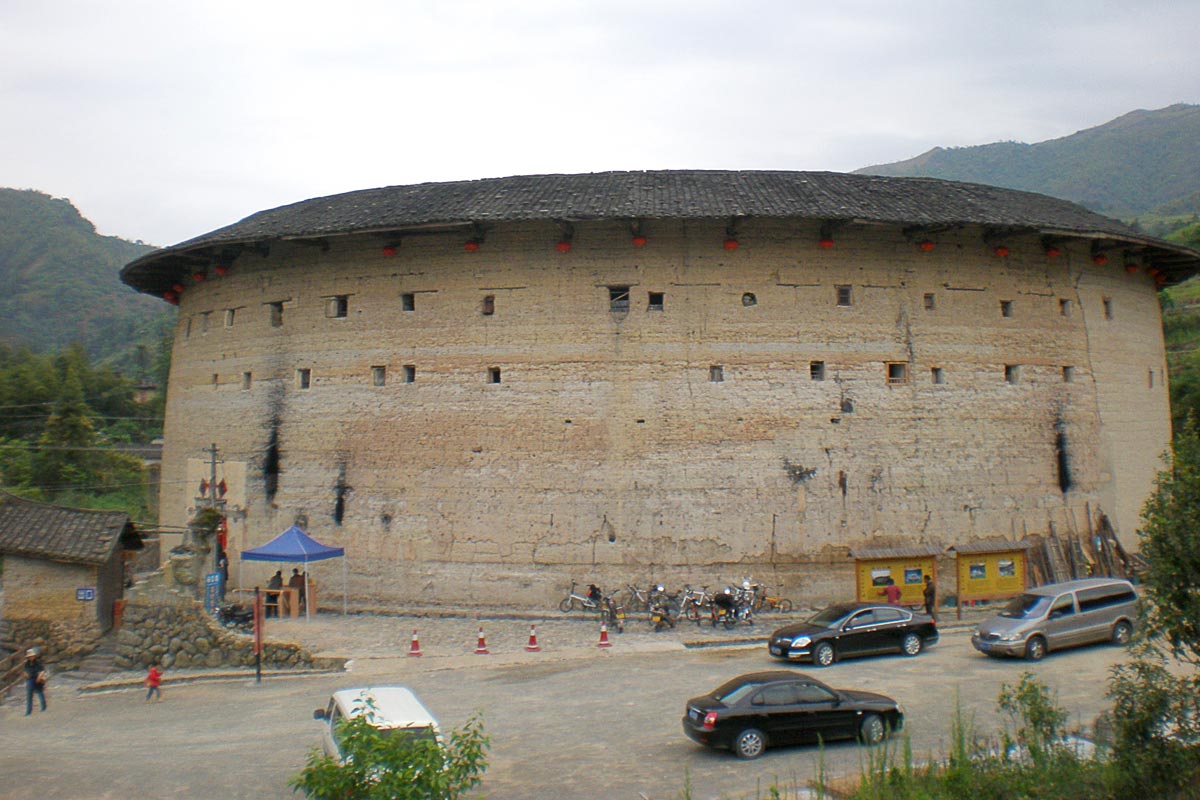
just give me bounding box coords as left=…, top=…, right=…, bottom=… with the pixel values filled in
left=289, top=568, right=306, bottom=610
left=145, top=662, right=164, bottom=702
left=23, top=648, right=47, bottom=715
left=880, top=577, right=902, bottom=605
left=923, top=575, right=937, bottom=620
left=266, top=570, right=283, bottom=617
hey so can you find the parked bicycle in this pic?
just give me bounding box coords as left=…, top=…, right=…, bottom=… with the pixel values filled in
left=559, top=581, right=604, bottom=613
left=753, top=585, right=794, bottom=613
left=623, top=583, right=668, bottom=613
left=678, top=585, right=713, bottom=624
left=600, top=589, right=626, bottom=633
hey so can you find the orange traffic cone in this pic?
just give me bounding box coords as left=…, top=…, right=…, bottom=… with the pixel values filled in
left=408, top=629, right=423, bottom=657
left=474, top=626, right=490, bottom=655
left=525, top=624, right=541, bottom=652
left=597, top=622, right=613, bottom=648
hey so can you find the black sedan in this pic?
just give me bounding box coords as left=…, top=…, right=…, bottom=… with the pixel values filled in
left=682, top=671, right=903, bottom=758
left=768, top=602, right=938, bottom=666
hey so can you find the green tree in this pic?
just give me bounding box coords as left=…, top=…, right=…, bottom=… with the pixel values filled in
left=1106, top=422, right=1200, bottom=796
left=290, top=712, right=488, bottom=800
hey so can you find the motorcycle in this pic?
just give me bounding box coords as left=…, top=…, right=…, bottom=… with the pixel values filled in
left=217, top=602, right=254, bottom=631
left=649, top=599, right=676, bottom=632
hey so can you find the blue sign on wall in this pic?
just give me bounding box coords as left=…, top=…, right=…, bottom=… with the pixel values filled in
left=76, top=587, right=96, bottom=602
left=204, top=571, right=223, bottom=613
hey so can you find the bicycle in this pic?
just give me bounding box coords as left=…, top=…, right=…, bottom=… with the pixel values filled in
left=624, top=583, right=668, bottom=613
left=600, top=589, right=626, bottom=633
left=678, top=585, right=713, bottom=624
left=755, top=587, right=794, bottom=613
left=559, top=581, right=603, bottom=613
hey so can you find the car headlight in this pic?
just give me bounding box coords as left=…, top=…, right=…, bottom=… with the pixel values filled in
left=998, top=632, right=1022, bottom=642
left=792, top=636, right=811, bottom=648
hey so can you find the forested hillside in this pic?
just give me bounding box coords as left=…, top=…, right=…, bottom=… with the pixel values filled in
left=856, top=104, right=1200, bottom=228
left=0, top=188, right=172, bottom=374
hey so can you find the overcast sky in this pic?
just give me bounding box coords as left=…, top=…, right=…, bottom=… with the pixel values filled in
left=3, top=0, right=1199, bottom=247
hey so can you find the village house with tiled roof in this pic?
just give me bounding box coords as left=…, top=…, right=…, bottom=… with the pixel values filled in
left=0, top=492, right=142, bottom=665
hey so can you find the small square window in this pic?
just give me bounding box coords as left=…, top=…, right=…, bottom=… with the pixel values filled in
left=200, top=311, right=211, bottom=333
left=482, top=294, right=495, bottom=315
left=1005, top=364, right=1020, bottom=384
left=923, top=293, right=936, bottom=311
left=401, top=293, right=416, bottom=312
left=297, top=368, right=311, bottom=390
left=609, top=286, right=630, bottom=312
left=836, top=285, right=852, bottom=307
left=648, top=292, right=664, bottom=311
left=1062, top=366, right=1074, bottom=383
left=225, top=308, right=237, bottom=328
left=709, top=365, right=724, bottom=382
left=810, top=361, right=825, bottom=381
left=403, top=365, right=416, bottom=383
left=211, top=373, right=219, bottom=388
left=741, top=292, right=757, bottom=307
left=488, top=367, right=501, bottom=384
left=886, top=362, right=908, bottom=384
left=242, top=372, right=252, bottom=390
left=1148, top=368, right=1155, bottom=389
left=326, top=295, right=349, bottom=318
left=268, top=301, right=284, bottom=327
left=1000, top=300, right=1013, bottom=318
left=1059, top=298, right=1072, bottom=317
left=1103, top=298, right=1113, bottom=320
left=372, top=366, right=386, bottom=386
left=931, top=367, right=945, bottom=384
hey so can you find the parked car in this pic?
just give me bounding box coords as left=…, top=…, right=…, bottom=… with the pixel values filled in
left=768, top=602, right=938, bottom=666
left=681, top=670, right=903, bottom=758
left=971, top=578, right=1137, bottom=661
left=312, top=686, right=441, bottom=762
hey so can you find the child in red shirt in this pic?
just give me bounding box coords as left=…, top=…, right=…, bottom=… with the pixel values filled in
left=145, top=663, right=163, bottom=702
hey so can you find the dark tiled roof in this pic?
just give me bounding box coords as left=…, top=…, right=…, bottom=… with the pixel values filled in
left=948, top=538, right=1034, bottom=555
left=850, top=545, right=942, bottom=560
left=0, top=492, right=139, bottom=566
left=121, top=170, right=1200, bottom=295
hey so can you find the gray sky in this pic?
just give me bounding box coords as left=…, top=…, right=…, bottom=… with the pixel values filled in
left=3, top=0, right=1198, bottom=246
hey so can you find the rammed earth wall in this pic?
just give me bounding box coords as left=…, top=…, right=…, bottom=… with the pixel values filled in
left=155, top=217, right=1171, bottom=609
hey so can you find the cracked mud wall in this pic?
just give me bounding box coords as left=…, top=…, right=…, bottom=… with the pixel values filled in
left=156, top=218, right=1170, bottom=609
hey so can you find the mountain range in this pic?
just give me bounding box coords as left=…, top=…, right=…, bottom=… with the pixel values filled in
left=856, top=103, right=1200, bottom=224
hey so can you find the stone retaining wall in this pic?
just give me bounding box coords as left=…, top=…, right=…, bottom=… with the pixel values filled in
left=114, top=598, right=323, bottom=670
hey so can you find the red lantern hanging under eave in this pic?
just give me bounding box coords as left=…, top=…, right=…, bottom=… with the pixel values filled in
left=993, top=245, right=1010, bottom=258
left=818, top=237, right=835, bottom=249
left=464, top=241, right=480, bottom=252
left=193, top=271, right=207, bottom=282
left=556, top=241, right=572, bottom=253
left=918, top=240, right=935, bottom=252
left=632, top=235, right=648, bottom=248
left=1147, top=267, right=1161, bottom=278
left=1092, top=254, right=1109, bottom=265
left=381, top=246, right=398, bottom=257
left=171, top=282, right=185, bottom=293
left=214, top=264, right=230, bottom=276
left=723, top=238, right=739, bottom=250
left=163, top=291, right=178, bottom=305
left=1045, top=247, right=1062, bottom=258
left=1127, top=264, right=1141, bottom=274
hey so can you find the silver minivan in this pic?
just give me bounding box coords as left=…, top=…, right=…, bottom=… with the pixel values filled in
left=971, top=578, right=1137, bottom=661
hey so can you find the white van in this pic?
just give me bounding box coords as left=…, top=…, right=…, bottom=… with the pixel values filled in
left=312, top=686, right=441, bottom=761
left=971, top=578, right=1137, bottom=661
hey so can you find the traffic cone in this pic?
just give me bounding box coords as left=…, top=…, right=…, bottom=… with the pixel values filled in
left=474, top=626, right=490, bottom=655
left=525, top=624, right=541, bottom=652
left=408, top=629, right=423, bottom=657
left=597, top=622, right=613, bottom=648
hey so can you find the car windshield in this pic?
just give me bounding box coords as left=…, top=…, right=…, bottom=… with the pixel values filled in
left=712, top=679, right=767, bottom=705
left=807, top=605, right=854, bottom=628
left=999, top=594, right=1052, bottom=619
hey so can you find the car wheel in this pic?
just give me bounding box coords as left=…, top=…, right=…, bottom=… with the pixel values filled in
left=813, top=642, right=835, bottom=667
left=1112, top=620, right=1133, bottom=646
left=734, top=728, right=766, bottom=759
left=859, top=713, right=886, bottom=745
left=901, top=633, right=923, bottom=656
left=558, top=598, right=574, bottom=613
left=1024, top=635, right=1047, bottom=661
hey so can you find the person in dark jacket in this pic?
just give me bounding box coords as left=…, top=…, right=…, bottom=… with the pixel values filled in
left=24, top=648, right=47, bottom=715
left=923, top=575, right=937, bottom=620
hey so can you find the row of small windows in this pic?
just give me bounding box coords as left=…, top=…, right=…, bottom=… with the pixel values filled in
left=184, top=289, right=1116, bottom=336
left=213, top=362, right=1096, bottom=391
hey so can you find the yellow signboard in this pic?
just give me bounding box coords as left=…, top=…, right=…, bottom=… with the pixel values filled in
left=956, top=551, right=1026, bottom=602
left=854, top=557, right=935, bottom=605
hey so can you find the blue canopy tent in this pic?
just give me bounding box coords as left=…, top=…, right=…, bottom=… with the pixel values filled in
left=240, top=525, right=346, bottom=617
